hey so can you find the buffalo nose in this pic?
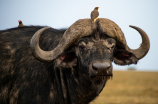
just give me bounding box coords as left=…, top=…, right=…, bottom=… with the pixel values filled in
left=92, top=62, right=111, bottom=71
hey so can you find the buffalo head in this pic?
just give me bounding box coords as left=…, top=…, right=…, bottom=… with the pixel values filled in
left=30, top=18, right=150, bottom=84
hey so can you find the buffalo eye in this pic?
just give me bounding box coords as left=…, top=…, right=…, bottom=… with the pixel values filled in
left=78, top=41, right=87, bottom=53
left=79, top=45, right=87, bottom=51
left=106, top=38, right=116, bottom=51
left=107, top=44, right=115, bottom=51
left=110, top=44, right=115, bottom=50
left=111, top=45, right=115, bottom=49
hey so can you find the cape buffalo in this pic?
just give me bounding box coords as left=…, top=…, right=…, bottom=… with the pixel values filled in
left=0, top=18, right=150, bottom=104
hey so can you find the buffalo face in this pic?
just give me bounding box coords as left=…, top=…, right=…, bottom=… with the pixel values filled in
left=53, top=35, right=115, bottom=84
left=75, top=36, right=115, bottom=83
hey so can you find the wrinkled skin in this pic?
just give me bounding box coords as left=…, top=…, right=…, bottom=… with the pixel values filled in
left=0, top=25, right=146, bottom=104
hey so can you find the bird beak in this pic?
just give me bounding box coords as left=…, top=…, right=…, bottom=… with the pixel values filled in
left=18, top=20, right=20, bottom=22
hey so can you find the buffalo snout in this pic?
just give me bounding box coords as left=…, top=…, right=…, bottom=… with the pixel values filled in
left=90, top=61, right=112, bottom=77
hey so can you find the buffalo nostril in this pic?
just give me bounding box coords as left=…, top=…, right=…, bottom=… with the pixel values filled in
left=92, top=62, right=111, bottom=70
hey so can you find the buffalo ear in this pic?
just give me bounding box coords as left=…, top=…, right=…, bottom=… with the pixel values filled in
left=55, top=51, right=77, bottom=68
left=113, top=48, right=138, bottom=65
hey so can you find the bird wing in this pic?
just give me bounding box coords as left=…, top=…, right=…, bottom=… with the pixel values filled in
left=91, top=10, right=99, bottom=20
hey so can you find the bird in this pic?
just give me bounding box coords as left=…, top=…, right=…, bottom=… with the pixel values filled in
left=18, top=20, right=24, bottom=27
left=91, top=7, right=99, bottom=22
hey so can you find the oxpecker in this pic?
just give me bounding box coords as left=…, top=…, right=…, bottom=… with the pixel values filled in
left=91, top=7, right=99, bottom=22
left=18, top=20, right=24, bottom=27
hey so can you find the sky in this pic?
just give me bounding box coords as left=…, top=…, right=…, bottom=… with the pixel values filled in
left=0, top=0, right=158, bottom=71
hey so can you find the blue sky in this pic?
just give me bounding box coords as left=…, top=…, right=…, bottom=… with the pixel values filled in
left=0, top=0, right=158, bottom=71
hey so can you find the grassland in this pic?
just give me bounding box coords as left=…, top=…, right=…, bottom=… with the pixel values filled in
left=90, top=70, right=158, bottom=104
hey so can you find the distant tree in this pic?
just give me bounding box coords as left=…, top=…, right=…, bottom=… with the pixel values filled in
left=127, top=67, right=136, bottom=71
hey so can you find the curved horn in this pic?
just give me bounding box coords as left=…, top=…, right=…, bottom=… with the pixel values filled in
left=30, top=27, right=71, bottom=62
left=98, top=19, right=150, bottom=60
left=125, top=25, right=150, bottom=59
left=30, top=27, right=54, bottom=62
left=30, top=19, right=93, bottom=62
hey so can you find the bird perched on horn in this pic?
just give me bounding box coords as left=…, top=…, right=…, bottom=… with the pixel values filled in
left=91, top=7, right=99, bottom=22
left=18, top=20, right=24, bottom=27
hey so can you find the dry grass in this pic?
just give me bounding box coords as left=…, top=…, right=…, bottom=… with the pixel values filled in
left=90, top=70, right=158, bottom=104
